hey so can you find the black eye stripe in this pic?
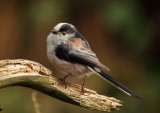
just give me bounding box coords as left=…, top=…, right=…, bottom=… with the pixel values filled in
left=60, top=26, right=69, bottom=31
left=59, top=24, right=75, bottom=33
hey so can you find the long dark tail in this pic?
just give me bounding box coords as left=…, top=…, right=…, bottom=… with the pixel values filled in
left=91, top=67, right=141, bottom=99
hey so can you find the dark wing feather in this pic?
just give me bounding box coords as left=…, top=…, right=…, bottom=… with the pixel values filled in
left=55, top=43, right=69, bottom=61
left=55, top=43, right=108, bottom=70
left=68, top=50, right=105, bottom=69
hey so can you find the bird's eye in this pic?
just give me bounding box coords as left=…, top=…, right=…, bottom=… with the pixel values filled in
left=62, top=32, right=66, bottom=35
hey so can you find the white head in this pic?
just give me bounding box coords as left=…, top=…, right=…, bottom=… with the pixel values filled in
left=47, top=23, right=77, bottom=45
left=47, top=23, right=81, bottom=54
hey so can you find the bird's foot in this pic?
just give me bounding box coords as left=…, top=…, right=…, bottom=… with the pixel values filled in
left=58, top=78, right=68, bottom=89
left=81, top=86, right=85, bottom=95
left=58, top=75, right=69, bottom=89
left=80, top=77, right=86, bottom=95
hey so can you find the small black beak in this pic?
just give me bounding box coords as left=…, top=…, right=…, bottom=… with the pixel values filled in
left=52, top=30, right=58, bottom=34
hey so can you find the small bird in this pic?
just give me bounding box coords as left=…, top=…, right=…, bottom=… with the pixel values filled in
left=47, top=23, right=141, bottom=99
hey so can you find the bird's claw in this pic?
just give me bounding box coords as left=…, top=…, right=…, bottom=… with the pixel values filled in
left=58, top=77, right=68, bottom=89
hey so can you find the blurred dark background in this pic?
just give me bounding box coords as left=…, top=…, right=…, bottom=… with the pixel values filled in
left=0, top=0, right=159, bottom=113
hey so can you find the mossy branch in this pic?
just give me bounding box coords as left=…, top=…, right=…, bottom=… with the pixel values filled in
left=0, top=59, right=122, bottom=112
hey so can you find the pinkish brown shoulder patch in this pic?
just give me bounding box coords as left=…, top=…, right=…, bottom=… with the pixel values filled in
left=68, top=38, right=84, bottom=48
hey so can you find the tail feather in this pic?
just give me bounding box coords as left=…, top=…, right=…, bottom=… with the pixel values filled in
left=91, top=67, right=141, bottom=99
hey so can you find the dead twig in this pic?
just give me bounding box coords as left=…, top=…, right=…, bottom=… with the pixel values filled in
left=31, top=91, right=41, bottom=113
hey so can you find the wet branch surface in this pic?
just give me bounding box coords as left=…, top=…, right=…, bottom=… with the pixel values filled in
left=0, top=59, right=122, bottom=112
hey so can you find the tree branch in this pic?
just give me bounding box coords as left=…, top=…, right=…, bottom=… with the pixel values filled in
left=0, top=59, right=122, bottom=112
